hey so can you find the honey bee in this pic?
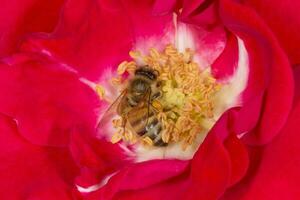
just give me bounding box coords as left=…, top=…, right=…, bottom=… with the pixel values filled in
left=99, top=66, right=167, bottom=146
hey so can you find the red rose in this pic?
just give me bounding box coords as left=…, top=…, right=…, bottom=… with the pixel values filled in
left=0, top=0, right=298, bottom=199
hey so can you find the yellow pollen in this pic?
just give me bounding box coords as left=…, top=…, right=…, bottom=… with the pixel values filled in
left=152, top=100, right=163, bottom=112
left=111, top=132, right=122, bottom=144
left=95, top=85, right=105, bottom=99
left=142, top=136, right=154, bottom=146
left=101, top=44, right=221, bottom=149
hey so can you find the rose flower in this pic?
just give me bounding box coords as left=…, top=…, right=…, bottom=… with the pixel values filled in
left=0, top=0, right=299, bottom=199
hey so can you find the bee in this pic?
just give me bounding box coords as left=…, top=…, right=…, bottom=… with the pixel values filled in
left=99, top=66, right=167, bottom=146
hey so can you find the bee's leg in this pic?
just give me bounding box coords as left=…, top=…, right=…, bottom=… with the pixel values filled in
left=145, top=121, right=167, bottom=147
left=153, top=126, right=168, bottom=147
left=121, top=117, right=127, bottom=135
left=154, top=138, right=168, bottom=147
left=145, top=89, right=152, bottom=128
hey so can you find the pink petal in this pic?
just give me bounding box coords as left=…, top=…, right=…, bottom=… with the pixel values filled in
left=88, top=176, right=189, bottom=200
left=224, top=134, right=249, bottom=186
left=81, top=110, right=250, bottom=199
left=0, top=114, right=80, bottom=199
left=181, top=0, right=219, bottom=27
left=0, top=0, right=64, bottom=57
left=121, top=0, right=173, bottom=39
left=196, top=25, right=227, bottom=66
left=220, top=0, right=294, bottom=144
left=21, top=0, right=173, bottom=81
left=86, top=160, right=189, bottom=199
left=21, top=0, right=133, bottom=81
left=176, top=1, right=227, bottom=67
left=186, top=132, right=231, bottom=200
left=69, top=131, right=130, bottom=188
left=0, top=53, right=99, bottom=147
left=212, top=32, right=238, bottom=79
left=221, top=67, right=300, bottom=199
left=152, top=0, right=178, bottom=15
left=243, top=0, right=300, bottom=65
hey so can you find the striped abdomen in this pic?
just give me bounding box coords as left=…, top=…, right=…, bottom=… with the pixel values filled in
left=127, top=107, right=167, bottom=146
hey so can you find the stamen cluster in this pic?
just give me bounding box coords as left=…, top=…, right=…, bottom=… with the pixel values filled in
left=99, top=45, right=221, bottom=149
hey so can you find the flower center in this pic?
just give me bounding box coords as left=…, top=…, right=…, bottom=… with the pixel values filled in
left=98, top=44, right=221, bottom=150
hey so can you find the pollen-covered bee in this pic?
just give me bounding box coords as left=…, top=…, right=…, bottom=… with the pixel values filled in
left=99, top=66, right=167, bottom=146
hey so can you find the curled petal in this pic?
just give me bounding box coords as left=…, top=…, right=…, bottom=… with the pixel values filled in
left=222, top=67, right=300, bottom=199
left=0, top=0, right=64, bottom=57
left=152, top=0, right=178, bottom=15
left=180, top=0, right=219, bottom=28
left=121, top=0, right=174, bottom=39
left=220, top=0, right=294, bottom=144
left=187, top=132, right=231, bottom=200
left=21, top=0, right=133, bottom=81
left=83, top=160, right=188, bottom=199
left=0, top=114, right=79, bottom=199
left=224, top=134, right=249, bottom=186
left=244, top=0, right=300, bottom=65
left=0, top=53, right=99, bottom=147
left=212, top=32, right=238, bottom=79
left=21, top=0, right=175, bottom=81
left=70, top=131, right=130, bottom=188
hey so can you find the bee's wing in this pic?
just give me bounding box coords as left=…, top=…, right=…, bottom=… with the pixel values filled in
left=97, top=89, right=127, bottom=130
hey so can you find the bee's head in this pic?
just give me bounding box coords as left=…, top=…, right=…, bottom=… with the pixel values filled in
left=135, top=66, right=158, bottom=80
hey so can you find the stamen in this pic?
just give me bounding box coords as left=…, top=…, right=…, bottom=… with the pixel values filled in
left=100, top=44, right=222, bottom=150
left=95, top=85, right=105, bottom=100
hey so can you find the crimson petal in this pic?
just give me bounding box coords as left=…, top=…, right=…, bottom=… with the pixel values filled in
left=0, top=114, right=80, bottom=199
left=69, top=131, right=130, bottom=188
left=224, top=134, right=249, bottom=186
left=243, top=0, right=300, bottom=65
left=221, top=67, right=300, bottom=199
left=212, top=32, right=238, bottom=79
left=21, top=0, right=174, bottom=81
left=21, top=0, right=133, bottom=81
left=220, top=0, right=294, bottom=145
left=186, top=132, right=231, bottom=200
left=0, top=53, right=99, bottom=147
left=0, top=0, right=64, bottom=57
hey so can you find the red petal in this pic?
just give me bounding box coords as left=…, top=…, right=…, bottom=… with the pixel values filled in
left=224, top=134, right=249, bottom=186
left=110, top=177, right=189, bottom=200
left=0, top=53, right=99, bottom=147
left=21, top=0, right=133, bottom=81
left=186, top=132, right=231, bottom=200
left=153, top=0, right=227, bottom=67
left=221, top=67, right=300, bottom=199
left=86, top=160, right=188, bottom=199
left=181, top=0, right=219, bottom=27
left=152, top=0, right=178, bottom=15
left=121, top=0, right=173, bottom=39
left=0, top=0, right=64, bottom=57
left=87, top=175, right=188, bottom=200
left=21, top=0, right=173, bottom=81
left=69, top=132, right=130, bottom=188
left=83, top=111, right=250, bottom=199
left=212, top=32, right=238, bottom=79
left=244, top=0, right=300, bottom=65
left=0, top=114, right=80, bottom=199
left=220, top=0, right=294, bottom=144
